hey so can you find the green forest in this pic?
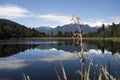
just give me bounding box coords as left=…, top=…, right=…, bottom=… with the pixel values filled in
left=0, top=19, right=46, bottom=39
left=84, top=23, right=120, bottom=38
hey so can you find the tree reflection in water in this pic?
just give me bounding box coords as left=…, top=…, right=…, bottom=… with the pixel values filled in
left=0, top=44, right=37, bottom=57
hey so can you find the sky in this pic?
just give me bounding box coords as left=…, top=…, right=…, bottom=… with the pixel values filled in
left=0, top=0, right=120, bottom=28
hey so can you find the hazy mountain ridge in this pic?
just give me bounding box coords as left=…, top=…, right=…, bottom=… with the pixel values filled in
left=35, top=26, right=53, bottom=35
left=35, top=24, right=97, bottom=35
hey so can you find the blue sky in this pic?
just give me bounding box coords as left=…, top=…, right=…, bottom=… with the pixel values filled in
left=0, top=0, right=120, bottom=28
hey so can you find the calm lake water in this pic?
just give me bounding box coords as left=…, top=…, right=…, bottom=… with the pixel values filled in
left=0, top=40, right=120, bottom=80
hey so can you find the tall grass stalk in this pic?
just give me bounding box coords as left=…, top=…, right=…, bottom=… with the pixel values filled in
left=22, top=73, right=30, bottom=80
left=72, top=16, right=87, bottom=80
left=53, top=65, right=61, bottom=80
left=101, top=66, right=116, bottom=80
left=53, top=61, right=67, bottom=80
left=98, top=73, right=102, bottom=80
left=60, top=61, right=67, bottom=80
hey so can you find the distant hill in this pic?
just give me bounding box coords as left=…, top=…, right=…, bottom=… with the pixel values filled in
left=0, top=19, right=45, bottom=39
left=35, top=24, right=97, bottom=36
left=35, top=26, right=53, bottom=35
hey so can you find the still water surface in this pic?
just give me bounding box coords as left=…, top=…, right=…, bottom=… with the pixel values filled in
left=0, top=40, right=120, bottom=80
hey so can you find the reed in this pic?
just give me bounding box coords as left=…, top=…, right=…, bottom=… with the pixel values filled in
left=22, top=73, right=30, bottom=80
left=53, top=65, right=61, bottom=80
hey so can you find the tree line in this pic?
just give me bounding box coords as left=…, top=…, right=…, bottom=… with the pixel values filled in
left=0, top=19, right=120, bottom=39
left=0, top=19, right=46, bottom=39
left=84, top=23, right=120, bottom=38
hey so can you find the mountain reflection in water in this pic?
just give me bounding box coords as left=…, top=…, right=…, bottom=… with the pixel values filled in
left=0, top=40, right=119, bottom=80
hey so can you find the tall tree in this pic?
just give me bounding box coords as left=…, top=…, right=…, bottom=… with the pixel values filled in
left=57, top=31, right=63, bottom=37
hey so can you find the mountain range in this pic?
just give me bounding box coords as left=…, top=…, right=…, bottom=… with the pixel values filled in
left=0, top=18, right=119, bottom=39
left=35, top=24, right=97, bottom=35
left=0, top=18, right=98, bottom=39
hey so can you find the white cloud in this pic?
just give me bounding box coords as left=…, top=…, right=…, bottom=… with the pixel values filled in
left=86, top=49, right=102, bottom=55
left=0, top=4, right=30, bottom=18
left=110, top=16, right=120, bottom=24
left=83, top=17, right=120, bottom=27
left=37, top=14, right=72, bottom=25
left=84, top=21, right=103, bottom=27
left=0, top=4, right=120, bottom=27
left=83, top=19, right=109, bottom=27
left=39, top=52, right=75, bottom=62
left=0, top=58, right=28, bottom=70
left=32, top=48, right=75, bottom=62
left=37, top=15, right=120, bottom=27
left=84, top=49, right=112, bottom=55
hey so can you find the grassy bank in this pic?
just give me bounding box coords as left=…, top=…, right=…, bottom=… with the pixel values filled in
left=83, top=37, right=120, bottom=42
left=1, top=37, right=120, bottom=42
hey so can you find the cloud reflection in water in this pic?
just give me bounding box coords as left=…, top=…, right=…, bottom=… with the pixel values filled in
left=0, top=48, right=118, bottom=71
left=0, top=58, right=28, bottom=70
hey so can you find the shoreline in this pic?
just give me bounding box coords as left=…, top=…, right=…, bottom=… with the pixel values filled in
left=0, top=37, right=120, bottom=42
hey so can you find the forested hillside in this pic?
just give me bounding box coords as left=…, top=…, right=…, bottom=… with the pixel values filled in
left=0, top=19, right=46, bottom=39
left=84, top=23, right=120, bottom=38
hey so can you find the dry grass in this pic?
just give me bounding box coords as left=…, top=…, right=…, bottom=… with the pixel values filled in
left=22, top=73, right=30, bottom=80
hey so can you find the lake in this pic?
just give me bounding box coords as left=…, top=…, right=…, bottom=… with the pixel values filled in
left=0, top=40, right=120, bottom=80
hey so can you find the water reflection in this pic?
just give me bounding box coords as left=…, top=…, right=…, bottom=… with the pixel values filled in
left=0, top=44, right=37, bottom=57
left=0, top=40, right=120, bottom=58
left=0, top=40, right=119, bottom=80
left=0, top=58, right=28, bottom=70
left=86, top=40, right=120, bottom=54
left=38, top=48, right=75, bottom=62
left=0, top=48, right=74, bottom=70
